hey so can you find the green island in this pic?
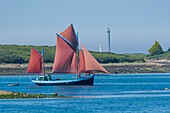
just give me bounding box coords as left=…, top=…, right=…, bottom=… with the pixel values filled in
left=0, top=42, right=170, bottom=74
left=0, top=42, right=169, bottom=64
left=0, top=90, right=65, bottom=99
left=0, top=44, right=146, bottom=64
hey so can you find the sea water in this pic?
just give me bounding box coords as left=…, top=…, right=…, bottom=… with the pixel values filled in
left=0, top=73, right=170, bottom=112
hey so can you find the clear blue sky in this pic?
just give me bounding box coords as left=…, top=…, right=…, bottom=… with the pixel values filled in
left=0, top=0, right=170, bottom=53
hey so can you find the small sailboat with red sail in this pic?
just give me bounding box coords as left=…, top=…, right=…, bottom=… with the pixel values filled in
left=26, top=24, right=109, bottom=85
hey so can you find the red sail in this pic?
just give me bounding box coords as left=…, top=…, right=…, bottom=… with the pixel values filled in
left=82, top=45, right=109, bottom=74
left=70, top=52, right=77, bottom=73
left=79, top=50, right=85, bottom=73
left=52, top=24, right=78, bottom=73
left=26, top=48, right=42, bottom=73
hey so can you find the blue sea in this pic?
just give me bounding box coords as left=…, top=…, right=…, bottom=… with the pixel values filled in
left=0, top=73, right=170, bottom=113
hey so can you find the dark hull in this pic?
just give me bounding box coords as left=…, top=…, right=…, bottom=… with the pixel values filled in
left=32, top=75, right=94, bottom=86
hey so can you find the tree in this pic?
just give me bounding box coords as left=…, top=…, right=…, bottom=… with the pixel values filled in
left=148, top=41, right=164, bottom=55
left=168, top=48, right=170, bottom=51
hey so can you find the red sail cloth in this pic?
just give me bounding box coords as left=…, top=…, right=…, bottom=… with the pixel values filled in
left=52, top=24, right=78, bottom=73
left=82, top=45, right=109, bottom=74
left=79, top=50, right=85, bottom=73
left=60, top=24, right=78, bottom=51
left=26, top=48, right=42, bottom=73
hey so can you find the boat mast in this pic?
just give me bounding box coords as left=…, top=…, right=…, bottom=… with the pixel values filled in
left=42, top=48, right=45, bottom=76
left=76, top=32, right=80, bottom=78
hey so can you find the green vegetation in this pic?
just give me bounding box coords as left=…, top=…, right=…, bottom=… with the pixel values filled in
left=0, top=45, right=55, bottom=63
left=0, top=44, right=146, bottom=64
left=0, top=92, right=62, bottom=99
left=148, top=41, right=164, bottom=55
left=146, top=40, right=170, bottom=60
left=90, top=52, right=145, bottom=63
left=1, top=44, right=170, bottom=64
left=147, top=50, right=170, bottom=60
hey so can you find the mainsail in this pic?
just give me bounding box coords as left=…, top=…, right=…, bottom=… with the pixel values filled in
left=26, top=48, right=43, bottom=73
left=52, top=24, right=108, bottom=74
left=80, top=45, right=109, bottom=74
left=52, top=24, right=78, bottom=73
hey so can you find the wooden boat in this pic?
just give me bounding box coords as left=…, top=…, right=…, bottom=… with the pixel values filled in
left=31, top=74, right=94, bottom=86
left=26, top=24, right=109, bottom=86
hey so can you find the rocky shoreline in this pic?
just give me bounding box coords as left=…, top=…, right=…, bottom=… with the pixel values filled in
left=104, top=62, right=170, bottom=74
left=0, top=61, right=170, bottom=75
left=0, top=90, right=63, bottom=99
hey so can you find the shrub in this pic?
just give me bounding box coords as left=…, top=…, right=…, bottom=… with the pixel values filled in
left=148, top=41, right=164, bottom=55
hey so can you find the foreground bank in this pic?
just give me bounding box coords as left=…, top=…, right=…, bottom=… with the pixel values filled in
left=0, top=90, right=63, bottom=99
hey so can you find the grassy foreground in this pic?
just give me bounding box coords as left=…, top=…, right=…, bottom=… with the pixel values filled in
left=0, top=90, right=64, bottom=99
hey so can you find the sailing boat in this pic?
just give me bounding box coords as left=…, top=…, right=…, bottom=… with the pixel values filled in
left=26, top=24, right=109, bottom=85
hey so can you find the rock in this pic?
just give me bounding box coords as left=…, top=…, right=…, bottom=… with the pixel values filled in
left=54, top=93, right=58, bottom=96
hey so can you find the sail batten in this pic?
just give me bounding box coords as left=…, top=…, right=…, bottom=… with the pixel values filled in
left=26, top=48, right=42, bottom=74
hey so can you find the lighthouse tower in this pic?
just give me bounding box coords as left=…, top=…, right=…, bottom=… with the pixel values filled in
left=107, top=28, right=111, bottom=52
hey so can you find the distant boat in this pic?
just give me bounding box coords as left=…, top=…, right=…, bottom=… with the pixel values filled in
left=8, top=83, right=20, bottom=86
left=26, top=24, right=109, bottom=86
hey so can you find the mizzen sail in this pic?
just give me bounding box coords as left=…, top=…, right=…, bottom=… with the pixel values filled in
left=81, top=45, right=109, bottom=74
left=26, top=48, right=43, bottom=73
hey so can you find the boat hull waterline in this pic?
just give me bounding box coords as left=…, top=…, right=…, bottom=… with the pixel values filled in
left=31, top=75, right=94, bottom=86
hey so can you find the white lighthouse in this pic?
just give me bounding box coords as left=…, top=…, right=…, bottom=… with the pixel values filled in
left=99, top=45, right=102, bottom=52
